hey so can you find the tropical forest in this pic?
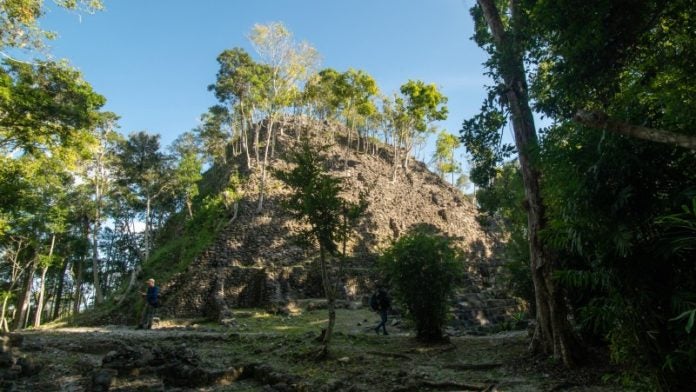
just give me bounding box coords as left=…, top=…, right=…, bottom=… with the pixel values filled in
left=0, top=1, right=694, bottom=391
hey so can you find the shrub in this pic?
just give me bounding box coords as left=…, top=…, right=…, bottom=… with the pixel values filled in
left=379, top=225, right=463, bottom=342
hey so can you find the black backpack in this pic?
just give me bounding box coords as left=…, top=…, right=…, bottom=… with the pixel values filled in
left=369, top=293, right=379, bottom=311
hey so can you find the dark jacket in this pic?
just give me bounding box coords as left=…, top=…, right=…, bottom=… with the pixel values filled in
left=146, top=286, right=159, bottom=306
left=377, top=289, right=390, bottom=311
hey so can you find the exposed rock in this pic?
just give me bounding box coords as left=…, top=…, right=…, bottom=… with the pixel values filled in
left=138, top=119, right=512, bottom=326
left=0, top=352, right=13, bottom=368
left=90, top=368, right=117, bottom=392
left=98, top=344, right=246, bottom=389
left=15, top=357, right=39, bottom=377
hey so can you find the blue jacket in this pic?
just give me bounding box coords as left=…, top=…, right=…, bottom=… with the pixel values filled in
left=146, top=286, right=159, bottom=306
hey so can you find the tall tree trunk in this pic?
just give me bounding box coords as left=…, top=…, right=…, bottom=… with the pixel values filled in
left=252, top=104, right=261, bottom=164
left=256, top=117, right=275, bottom=213
left=1, top=296, right=10, bottom=332
left=52, top=256, right=69, bottom=320
left=14, top=258, right=37, bottom=330
left=477, top=0, right=578, bottom=366
left=33, top=234, right=56, bottom=327
left=92, top=162, right=104, bottom=305
left=144, top=196, right=152, bottom=262
left=392, top=136, right=400, bottom=182
left=319, top=246, right=336, bottom=355
left=240, top=103, right=252, bottom=169
left=73, top=256, right=84, bottom=316
left=33, top=265, right=48, bottom=327
left=116, top=217, right=146, bottom=307
left=402, top=143, right=413, bottom=172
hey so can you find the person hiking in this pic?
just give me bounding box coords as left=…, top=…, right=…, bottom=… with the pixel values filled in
left=137, top=278, right=159, bottom=329
left=373, top=287, right=391, bottom=335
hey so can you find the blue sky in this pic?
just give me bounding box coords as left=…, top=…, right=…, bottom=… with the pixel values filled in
left=37, top=0, right=492, bottom=170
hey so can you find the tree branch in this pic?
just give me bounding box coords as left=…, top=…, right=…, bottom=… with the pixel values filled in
left=574, top=110, right=696, bottom=151
left=477, top=0, right=507, bottom=47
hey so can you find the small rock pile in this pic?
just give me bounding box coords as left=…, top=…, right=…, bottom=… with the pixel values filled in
left=93, top=343, right=239, bottom=389
left=0, top=334, right=41, bottom=388
left=92, top=343, right=302, bottom=391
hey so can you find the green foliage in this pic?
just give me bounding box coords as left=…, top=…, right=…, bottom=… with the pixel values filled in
left=379, top=225, right=462, bottom=342
left=399, top=80, right=448, bottom=132
left=540, top=121, right=696, bottom=387
left=273, top=138, right=366, bottom=351
left=0, top=59, right=106, bottom=156
left=460, top=92, right=515, bottom=186
left=467, top=0, right=696, bottom=387
left=471, top=163, right=533, bottom=309
left=248, top=22, right=319, bottom=111
left=432, top=130, right=460, bottom=181
left=143, top=187, right=229, bottom=287
left=273, top=139, right=365, bottom=257
left=0, top=0, right=103, bottom=50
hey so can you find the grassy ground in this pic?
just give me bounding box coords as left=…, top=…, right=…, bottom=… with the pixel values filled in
left=9, top=305, right=621, bottom=391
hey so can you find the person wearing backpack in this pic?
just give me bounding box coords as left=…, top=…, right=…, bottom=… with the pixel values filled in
left=137, top=278, right=159, bottom=330
left=373, top=287, right=391, bottom=335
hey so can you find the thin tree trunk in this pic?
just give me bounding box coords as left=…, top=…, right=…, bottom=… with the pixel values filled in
left=241, top=103, right=252, bottom=169
left=33, top=234, right=56, bottom=327
left=144, top=196, right=151, bottom=262
left=52, top=256, right=69, bottom=320
left=403, top=144, right=412, bottom=172
left=319, top=246, right=336, bottom=351
left=92, top=164, right=104, bottom=305
left=477, top=0, right=578, bottom=367
left=73, top=256, right=84, bottom=315
left=0, top=296, right=10, bottom=332
left=574, top=110, right=696, bottom=150
left=0, top=238, right=27, bottom=331
left=392, top=136, right=400, bottom=182
left=256, top=117, right=275, bottom=213
left=227, top=201, right=239, bottom=224
left=271, top=127, right=276, bottom=159
left=116, top=217, right=147, bottom=307
left=252, top=105, right=261, bottom=164
left=186, top=199, right=193, bottom=219
left=14, top=257, right=37, bottom=330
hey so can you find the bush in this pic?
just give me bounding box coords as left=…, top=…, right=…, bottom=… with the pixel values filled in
left=379, top=225, right=463, bottom=342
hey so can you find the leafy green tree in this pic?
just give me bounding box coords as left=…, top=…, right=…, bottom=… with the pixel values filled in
left=465, top=0, right=579, bottom=366
left=466, top=0, right=696, bottom=386
left=0, top=0, right=103, bottom=51
left=379, top=225, right=462, bottom=342
left=302, top=68, right=341, bottom=123
left=208, top=48, right=272, bottom=167
left=527, top=0, right=696, bottom=151
left=526, top=1, right=695, bottom=388
left=11, top=151, right=74, bottom=329
left=273, top=139, right=365, bottom=357
left=384, top=80, right=447, bottom=179
left=0, top=59, right=106, bottom=156
left=79, top=112, right=120, bottom=305
left=170, top=132, right=203, bottom=219
left=433, top=130, right=461, bottom=183
left=249, top=22, right=320, bottom=212
left=194, top=105, right=233, bottom=165
left=113, top=131, right=173, bottom=300
left=336, top=68, right=379, bottom=152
